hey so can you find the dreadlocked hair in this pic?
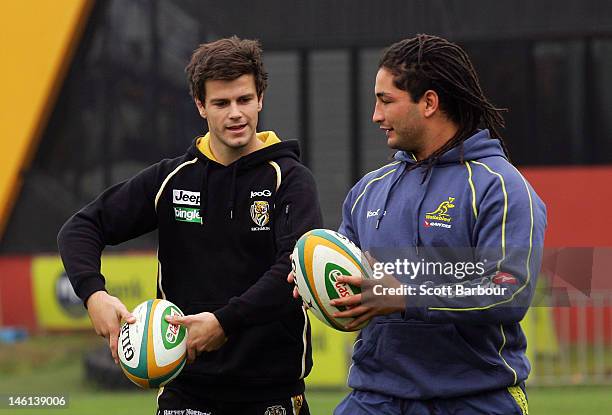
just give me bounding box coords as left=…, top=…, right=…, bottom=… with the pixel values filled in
left=379, top=34, right=510, bottom=172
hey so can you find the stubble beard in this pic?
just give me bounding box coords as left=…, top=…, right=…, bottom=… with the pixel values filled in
left=391, top=124, right=425, bottom=154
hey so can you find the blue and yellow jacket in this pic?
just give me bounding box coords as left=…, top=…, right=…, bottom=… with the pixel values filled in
left=339, top=129, right=547, bottom=399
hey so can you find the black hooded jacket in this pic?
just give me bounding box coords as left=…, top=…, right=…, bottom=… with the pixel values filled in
left=57, top=132, right=323, bottom=400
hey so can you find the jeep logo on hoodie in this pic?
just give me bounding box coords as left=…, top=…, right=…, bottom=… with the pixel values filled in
left=173, top=189, right=200, bottom=206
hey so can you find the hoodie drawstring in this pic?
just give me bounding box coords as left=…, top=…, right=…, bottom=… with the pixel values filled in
left=373, top=160, right=435, bottom=256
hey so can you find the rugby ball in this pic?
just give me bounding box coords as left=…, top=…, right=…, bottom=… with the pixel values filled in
left=118, top=299, right=187, bottom=388
left=291, top=229, right=373, bottom=331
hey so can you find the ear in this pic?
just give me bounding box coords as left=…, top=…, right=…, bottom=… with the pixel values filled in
left=257, top=93, right=264, bottom=112
left=195, top=99, right=207, bottom=119
left=421, top=90, right=439, bottom=118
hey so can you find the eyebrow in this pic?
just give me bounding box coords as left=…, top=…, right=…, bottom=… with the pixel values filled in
left=210, top=93, right=255, bottom=103
left=210, top=98, right=229, bottom=104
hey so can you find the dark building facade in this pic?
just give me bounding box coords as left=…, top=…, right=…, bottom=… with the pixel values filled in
left=2, top=0, right=611, bottom=252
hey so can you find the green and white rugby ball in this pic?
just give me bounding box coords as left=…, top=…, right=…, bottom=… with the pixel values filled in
left=118, top=299, right=187, bottom=388
left=292, top=229, right=373, bottom=331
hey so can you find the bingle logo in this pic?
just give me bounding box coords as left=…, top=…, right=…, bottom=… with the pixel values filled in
left=174, top=207, right=202, bottom=224
left=250, top=189, right=271, bottom=198
left=173, top=189, right=200, bottom=206
left=367, top=209, right=380, bottom=218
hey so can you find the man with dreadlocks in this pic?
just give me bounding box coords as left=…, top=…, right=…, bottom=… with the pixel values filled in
left=328, top=34, right=547, bottom=414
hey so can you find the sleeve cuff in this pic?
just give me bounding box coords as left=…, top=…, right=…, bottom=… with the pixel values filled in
left=213, top=304, right=244, bottom=336
left=73, top=272, right=107, bottom=306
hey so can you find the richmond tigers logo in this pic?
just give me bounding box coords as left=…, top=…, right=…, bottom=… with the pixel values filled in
left=264, top=405, right=286, bottom=415
left=250, top=200, right=270, bottom=227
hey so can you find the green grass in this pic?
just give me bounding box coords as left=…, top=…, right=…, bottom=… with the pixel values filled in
left=2, top=389, right=611, bottom=414
left=1, top=334, right=611, bottom=414
left=528, top=386, right=612, bottom=413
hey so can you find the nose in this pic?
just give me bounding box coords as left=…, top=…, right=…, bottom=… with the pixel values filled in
left=372, top=101, right=383, bottom=124
left=229, top=102, right=241, bottom=119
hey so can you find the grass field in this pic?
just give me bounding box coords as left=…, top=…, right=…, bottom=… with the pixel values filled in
left=1, top=334, right=611, bottom=414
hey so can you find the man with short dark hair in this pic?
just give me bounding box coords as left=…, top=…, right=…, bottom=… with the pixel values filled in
left=324, top=34, right=545, bottom=414
left=59, top=36, right=321, bottom=415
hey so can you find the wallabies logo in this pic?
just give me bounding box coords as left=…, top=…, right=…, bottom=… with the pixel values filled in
left=250, top=200, right=270, bottom=227
left=427, top=197, right=455, bottom=218
left=424, top=197, right=456, bottom=228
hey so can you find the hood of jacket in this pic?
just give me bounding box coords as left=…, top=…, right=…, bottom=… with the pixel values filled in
left=186, top=130, right=300, bottom=220
left=393, top=129, right=507, bottom=166
left=372, top=129, right=508, bottom=234
left=187, top=130, right=300, bottom=169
